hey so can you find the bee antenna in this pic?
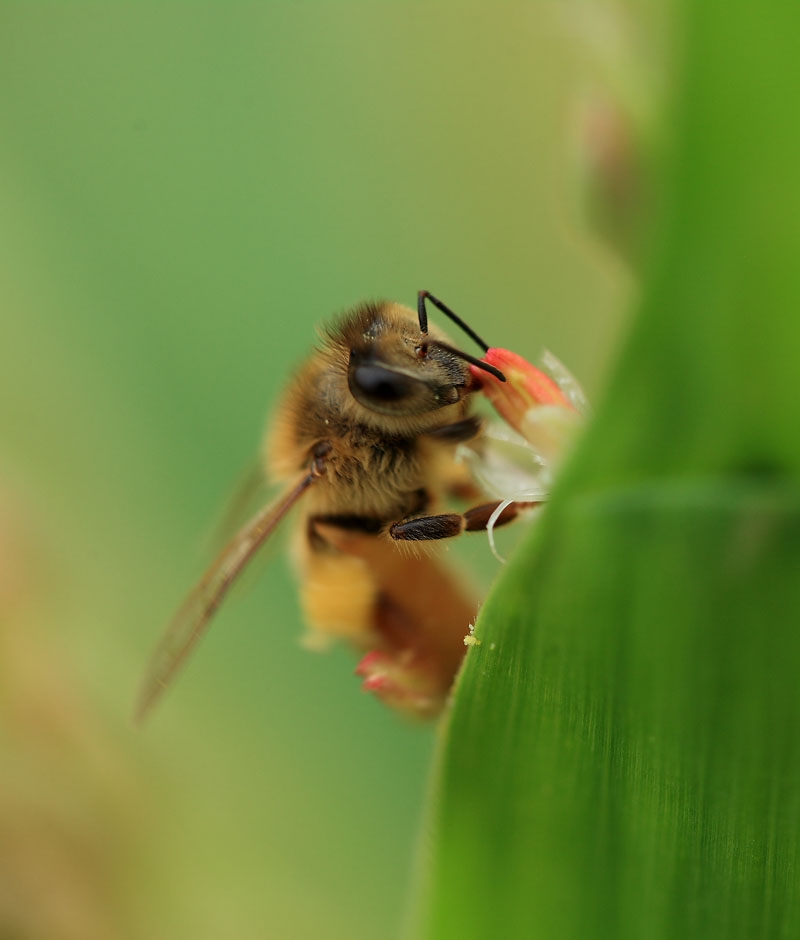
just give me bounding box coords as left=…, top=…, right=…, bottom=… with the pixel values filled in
left=428, top=340, right=506, bottom=382
left=417, top=290, right=492, bottom=353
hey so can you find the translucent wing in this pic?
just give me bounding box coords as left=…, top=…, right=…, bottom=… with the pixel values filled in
left=134, top=469, right=317, bottom=724
left=201, top=457, right=272, bottom=558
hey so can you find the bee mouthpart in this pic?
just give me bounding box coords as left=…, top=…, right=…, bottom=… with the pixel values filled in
left=428, top=340, right=506, bottom=382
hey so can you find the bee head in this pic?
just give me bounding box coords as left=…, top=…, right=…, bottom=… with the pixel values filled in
left=331, top=298, right=504, bottom=421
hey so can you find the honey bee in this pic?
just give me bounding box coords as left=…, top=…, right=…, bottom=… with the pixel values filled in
left=135, top=291, right=539, bottom=722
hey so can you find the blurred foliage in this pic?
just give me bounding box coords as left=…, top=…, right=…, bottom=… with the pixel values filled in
left=417, top=1, right=800, bottom=938
left=0, top=5, right=634, bottom=938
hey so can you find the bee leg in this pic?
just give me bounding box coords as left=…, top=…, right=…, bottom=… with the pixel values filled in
left=462, top=500, right=539, bottom=532
left=390, top=500, right=540, bottom=541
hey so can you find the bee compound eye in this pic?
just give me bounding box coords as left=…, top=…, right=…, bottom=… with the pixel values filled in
left=349, top=362, right=416, bottom=404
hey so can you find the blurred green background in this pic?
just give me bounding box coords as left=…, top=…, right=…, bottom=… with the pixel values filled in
left=0, top=5, right=644, bottom=938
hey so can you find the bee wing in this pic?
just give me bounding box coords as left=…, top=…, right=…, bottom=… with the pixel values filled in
left=134, top=469, right=317, bottom=725
left=201, top=457, right=272, bottom=558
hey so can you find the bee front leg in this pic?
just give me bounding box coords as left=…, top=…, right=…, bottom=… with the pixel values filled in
left=389, top=500, right=540, bottom=542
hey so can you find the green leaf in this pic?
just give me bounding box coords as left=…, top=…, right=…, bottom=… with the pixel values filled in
left=414, top=4, right=800, bottom=939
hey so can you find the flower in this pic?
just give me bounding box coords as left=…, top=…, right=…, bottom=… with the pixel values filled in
left=461, top=348, right=589, bottom=562
left=471, top=348, right=587, bottom=465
